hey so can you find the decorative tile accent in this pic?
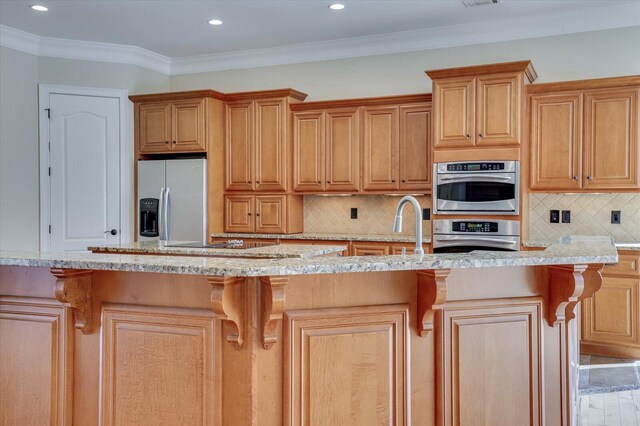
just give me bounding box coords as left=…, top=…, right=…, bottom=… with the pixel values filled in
left=303, top=195, right=432, bottom=237
left=529, top=193, right=640, bottom=242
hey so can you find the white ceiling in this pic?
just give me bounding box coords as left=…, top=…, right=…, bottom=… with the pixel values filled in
left=0, top=0, right=639, bottom=74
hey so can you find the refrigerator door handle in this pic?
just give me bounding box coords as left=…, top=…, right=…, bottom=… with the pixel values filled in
left=158, top=187, right=165, bottom=240
left=164, top=187, right=170, bottom=241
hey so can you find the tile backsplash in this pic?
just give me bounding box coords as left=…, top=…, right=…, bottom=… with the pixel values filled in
left=304, top=195, right=432, bottom=236
left=529, top=193, right=640, bottom=242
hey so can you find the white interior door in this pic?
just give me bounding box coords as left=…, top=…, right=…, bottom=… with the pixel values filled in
left=49, top=93, right=121, bottom=251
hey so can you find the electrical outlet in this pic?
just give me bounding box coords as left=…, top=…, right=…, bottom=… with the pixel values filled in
left=562, top=210, right=571, bottom=223
left=550, top=210, right=560, bottom=223
left=422, top=208, right=430, bottom=220
left=350, top=208, right=358, bottom=219
left=611, top=210, right=621, bottom=224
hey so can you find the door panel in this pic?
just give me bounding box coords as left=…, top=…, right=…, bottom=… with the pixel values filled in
left=584, top=89, right=639, bottom=189
left=363, top=106, right=399, bottom=191
left=172, top=98, right=206, bottom=152
left=351, top=242, right=390, bottom=256
left=225, top=100, right=254, bottom=191
left=293, top=111, right=325, bottom=192
left=165, top=159, right=206, bottom=242
left=225, top=195, right=254, bottom=233
left=529, top=93, right=582, bottom=190
left=399, top=104, right=431, bottom=190
left=255, top=195, right=285, bottom=233
left=583, top=277, right=638, bottom=345
left=139, top=102, right=171, bottom=153
left=433, top=78, right=475, bottom=148
left=255, top=99, right=287, bottom=191
left=50, top=93, right=121, bottom=251
left=476, top=74, right=521, bottom=146
left=326, top=108, right=360, bottom=192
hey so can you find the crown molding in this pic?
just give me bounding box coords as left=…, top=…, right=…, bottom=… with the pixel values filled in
left=0, top=24, right=171, bottom=74
left=1, top=3, right=639, bottom=76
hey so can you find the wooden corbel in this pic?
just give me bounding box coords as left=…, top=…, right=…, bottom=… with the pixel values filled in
left=547, top=264, right=588, bottom=326
left=259, top=276, right=288, bottom=350
left=208, top=276, right=245, bottom=349
left=51, top=268, right=93, bottom=334
left=416, top=269, right=450, bottom=336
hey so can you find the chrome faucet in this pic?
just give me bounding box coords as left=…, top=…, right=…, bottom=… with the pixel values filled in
left=392, top=195, right=424, bottom=255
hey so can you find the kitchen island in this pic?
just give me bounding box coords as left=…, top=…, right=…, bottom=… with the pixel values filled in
left=0, top=236, right=617, bottom=425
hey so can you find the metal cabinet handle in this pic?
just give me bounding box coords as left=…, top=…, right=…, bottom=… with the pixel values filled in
left=256, top=213, right=260, bottom=217
left=164, top=140, right=169, bottom=144
left=572, top=176, right=578, bottom=181
left=402, top=179, right=406, bottom=183
left=587, top=176, right=593, bottom=181
left=248, top=212, right=252, bottom=216
left=326, top=180, right=330, bottom=184
left=104, top=229, right=118, bottom=236
left=466, top=134, right=470, bottom=139
left=392, top=179, right=395, bottom=183
left=317, top=181, right=321, bottom=184
left=479, top=132, right=484, bottom=138
left=172, top=140, right=176, bottom=144
left=256, top=180, right=260, bottom=184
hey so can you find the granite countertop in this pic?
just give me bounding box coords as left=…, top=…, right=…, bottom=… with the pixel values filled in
left=88, top=241, right=347, bottom=259
left=524, top=240, right=640, bottom=252
left=210, top=232, right=432, bottom=244
left=0, top=236, right=617, bottom=277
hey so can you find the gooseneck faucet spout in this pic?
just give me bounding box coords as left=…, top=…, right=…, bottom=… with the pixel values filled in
left=392, top=195, right=424, bottom=255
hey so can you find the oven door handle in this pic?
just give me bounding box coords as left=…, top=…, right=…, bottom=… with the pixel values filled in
left=434, top=236, right=518, bottom=245
left=438, top=174, right=514, bottom=182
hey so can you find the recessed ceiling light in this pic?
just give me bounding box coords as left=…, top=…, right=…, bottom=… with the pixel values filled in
left=208, top=19, right=223, bottom=26
left=329, top=3, right=345, bottom=10
left=30, top=5, right=48, bottom=12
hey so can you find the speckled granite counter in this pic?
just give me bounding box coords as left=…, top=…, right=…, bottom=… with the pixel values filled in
left=88, top=241, right=347, bottom=258
left=210, top=232, right=432, bottom=244
left=0, top=236, right=617, bottom=277
left=524, top=239, right=640, bottom=251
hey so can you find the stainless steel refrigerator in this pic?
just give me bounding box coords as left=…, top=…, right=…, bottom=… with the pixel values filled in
left=137, top=159, right=206, bottom=242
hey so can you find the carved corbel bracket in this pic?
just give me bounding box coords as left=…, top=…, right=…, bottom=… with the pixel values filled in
left=208, top=276, right=245, bottom=349
left=51, top=268, right=93, bottom=334
left=547, top=264, right=589, bottom=326
left=416, top=269, right=450, bottom=336
left=259, top=276, right=288, bottom=350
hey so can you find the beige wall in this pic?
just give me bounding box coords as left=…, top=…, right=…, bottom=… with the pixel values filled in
left=0, top=46, right=170, bottom=251
left=170, top=26, right=640, bottom=100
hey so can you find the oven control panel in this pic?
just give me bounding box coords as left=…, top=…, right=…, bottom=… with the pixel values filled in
left=446, top=162, right=506, bottom=172
left=452, top=221, right=499, bottom=232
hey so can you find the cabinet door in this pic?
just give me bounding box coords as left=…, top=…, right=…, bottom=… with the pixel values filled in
left=255, top=99, right=287, bottom=192
left=171, top=98, right=206, bottom=152
left=224, top=195, right=254, bottom=233
left=529, top=93, right=582, bottom=190
left=399, top=104, right=431, bottom=190
left=255, top=195, right=285, bottom=234
left=432, top=78, right=475, bottom=148
left=139, top=102, right=172, bottom=153
left=475, top=74, right=521, bottom=146
left=326, top=108, right=360, bottom=192
left=351, top=242, right=390, bottom=256
left=225, top=100, right=254, bottom=191
left=293, top=111, right=325, bottom=192
left=363, top=106, right=399, bottom=191
left=584, top=89, right=639, bottom=189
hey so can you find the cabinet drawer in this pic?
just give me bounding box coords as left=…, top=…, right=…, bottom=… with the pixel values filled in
left=351, top=242, right=390, bottom=256
left=604, top=253, right=640, bottom=276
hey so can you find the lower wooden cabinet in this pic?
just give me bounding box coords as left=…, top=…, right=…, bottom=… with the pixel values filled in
left=350, top=241, right=390, bottom=256
left=581, top=251, right=640, bottom=358
left=224, top=194, right=303, bottom=234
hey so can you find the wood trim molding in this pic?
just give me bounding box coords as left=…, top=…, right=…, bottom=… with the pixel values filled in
left=208, top=276, right=245, bottom=349
left=290, top=93, right=432, bottom=111
left=51, top=268, right=93, bottom=334
left=129, top=89, right=226, bottom=103
left=547, top=264, right=590, bottom=326
left=426, top=60, right=538, bottom=83
left=259, top=276, right=288, bottom=349
left=526, top=75, right=640, bottom=94
left=224, top=88, right=308, bottom=102
left=416, top=269, right=450, bottom=336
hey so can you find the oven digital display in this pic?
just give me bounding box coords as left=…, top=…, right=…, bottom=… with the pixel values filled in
left=452, top=222, right=499, bottom=232
left=446, top=162, right=506, bottom=171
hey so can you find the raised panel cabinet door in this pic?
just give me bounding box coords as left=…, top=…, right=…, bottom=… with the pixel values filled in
left=255, top=195, right=285, bottom=233
left=363, top=106, right=399, bottom=191
left=529, top=93, right=583, bottom=190
left=255, top=98, right=287, bottom=192
left=583, top=89, right=639, bottom=189
left=224, top=195, right=255, bottom=233
left=432, top=78, right=475, bottom=148
left=326, top=108, right=361, bottom=192
left=171, top=98, right=206, bottom=152
left=399, top=104, right=431, bottom=190
left=476, top=74, right=522, bottom=146
left=284, top=305, right=409, bottom=426
left=225, top=100, right=254, bottom=191
left=351, top=242, right=390, bottom=256
left=582, top=277, right=639, bottom=346
left=100, top=304, right=216, bottom=426
left=293, top=111, right=325, bottom=192
left=139, top=101, right=172, bottom=153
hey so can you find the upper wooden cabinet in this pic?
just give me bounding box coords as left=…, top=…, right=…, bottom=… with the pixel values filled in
left=363, top=106, right=399, bottom=191
left=399, top=104, right=431, bottom=189
left=139, top=102, right=172, bottom=153
left=529, top=78, right=639, bottom=191
left=427, top=61, right=537, bottom=150
left=225, top=90, right=307, bottom=192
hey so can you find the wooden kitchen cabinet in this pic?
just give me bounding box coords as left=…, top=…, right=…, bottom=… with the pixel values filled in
left=292, top=111, right=324, bottom=192
left=529, top=80, right=639, bottom=191
left=224, top=194, right=303, bottom=234
left=139, top=102, right=172, bottom=153
left=399, top=104, right=431, bottom=190
left=351, top=241, right=390, bottom=256
left=225, top=100, right=254, bottom=191
left=363, top=106, right=399, bottom=191
left=432, top=78, right=475, bottom=148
